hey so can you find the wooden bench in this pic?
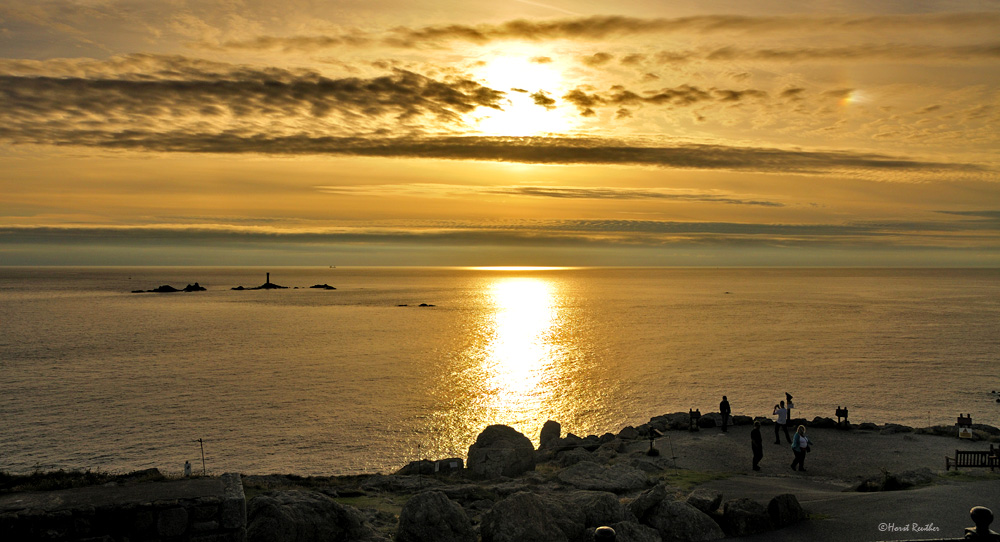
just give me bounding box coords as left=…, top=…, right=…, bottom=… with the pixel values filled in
left=945, top=444, right=998, bottom=471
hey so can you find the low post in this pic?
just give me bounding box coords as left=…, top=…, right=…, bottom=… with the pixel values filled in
left=965, top=506, right=999, bottom=541
left=835, top=406, right=849, bottom=427
left=957, top=413, right=973, bottom=439
left=689, top=409, right=701, bottom=432
left=594, top=526, right=616, bottom=541
left=647, top=428, right=662, bottom=457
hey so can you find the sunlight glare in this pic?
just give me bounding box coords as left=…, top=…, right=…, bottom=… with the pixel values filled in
left=473, top=55, right=573, bottom=136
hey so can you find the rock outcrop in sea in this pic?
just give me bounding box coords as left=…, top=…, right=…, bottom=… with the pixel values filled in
left=132, top=282, right=206, bottom=293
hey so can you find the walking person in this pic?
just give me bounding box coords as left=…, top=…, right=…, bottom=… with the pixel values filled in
left=790, top=425, right=810, bottom=472
left=750, top=421, right=763, bottom=471
left=720, top=395, right=731, bottom=432
left=773, top=401, right=791, bottom=444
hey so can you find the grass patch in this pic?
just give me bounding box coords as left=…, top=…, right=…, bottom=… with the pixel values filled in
left=940, top=470, right=1000, bottom=482
left=657, top=469, right=733, bottom=491
left=0, top=468, right=166, bottom=494
left=334, top=494, right=408, bottom=516
left=808, top=513, right=833, bottom=521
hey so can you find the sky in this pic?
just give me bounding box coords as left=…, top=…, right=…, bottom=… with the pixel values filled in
left=2, top=0, right=999, bottom=266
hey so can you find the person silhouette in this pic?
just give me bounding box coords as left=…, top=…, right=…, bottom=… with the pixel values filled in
left=790, top=425, right=810, bottom=472
left=750, top=421, right=763, bottom=471
left=773, top=401, right=791, bottom=444
left=720, top=396, right=731, bottom=432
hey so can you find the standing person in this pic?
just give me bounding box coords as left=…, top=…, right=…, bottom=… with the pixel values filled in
left=785, top=393, right=795, bottom=425
left=720, top=396, right=731, bottom=432
left=773, top=401, right=791, bottom=444
left=750, top=421, right=763, bottom=471
left=790, top=425, right=810, bottom=471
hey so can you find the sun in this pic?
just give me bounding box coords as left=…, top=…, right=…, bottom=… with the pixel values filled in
left=472, top=55, right=574, bottom=136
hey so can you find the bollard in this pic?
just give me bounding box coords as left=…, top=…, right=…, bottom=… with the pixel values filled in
left=965, top=506, right=1000, bottom=541
left=594, top=525, right=616, bottom=541
left=835, top=406, right=849, bottom=426
left=647, top=428, right=662, bottom=456
left=689, top=408, right=701, bottom=432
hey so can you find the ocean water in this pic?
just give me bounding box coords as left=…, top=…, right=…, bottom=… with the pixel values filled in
left=1, top=266, right=998, bottom=476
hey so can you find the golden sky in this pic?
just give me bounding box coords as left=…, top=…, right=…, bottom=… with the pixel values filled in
left=2, top=0, right=999, bottom=266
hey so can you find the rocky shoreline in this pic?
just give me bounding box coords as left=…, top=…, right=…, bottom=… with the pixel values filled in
left=3, top=411, right=997, bottom=542
left=236, top=412, right=999, bottom=542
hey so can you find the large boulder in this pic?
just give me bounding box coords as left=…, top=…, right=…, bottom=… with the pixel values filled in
left=532, top=490, right=626, bottom=541
left=696, top=416, right=717, bottom=429
left=606, top=521, right=663, bottom=542
left=247, top=490, right=381, bottom=542
left=556, top=448, right=595, bottom=467
left=556, top=461, right=650, bottom=492
left=467, top=425, right=536, bottom=479
left=767, top=494, right=807, bottom=528
left=810, top=417, right=837, bottom=429
left=685, top=489, right=722, bottom=515
left=554, top=491, right=627, bottom=532
left=627, top=483, right=671, bottom=521
left=540, top=420, right=562, bottom=448
left=618, top=426, right=640, bottom=440
left=732, top=415, right=753, bottom=426
left=643, top=499, right=725, bottom=542
left=720, top=498, right=772, bottom=537
left=396, top=491, right=475, bottom=542
left=481, top=492, right=568, bottom=542
left=396, top=460, right=435, bottom=475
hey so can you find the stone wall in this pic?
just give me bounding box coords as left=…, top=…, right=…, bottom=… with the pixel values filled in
left=0, top=473, right=246, bottom=542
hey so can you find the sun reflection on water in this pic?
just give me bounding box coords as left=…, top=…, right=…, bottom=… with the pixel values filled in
left=481, top=279, right=557, bottom=405
left=431, top=276, right=570, bottom=453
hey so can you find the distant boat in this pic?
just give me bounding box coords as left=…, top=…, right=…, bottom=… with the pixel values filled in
left=329, top=266, right=336, bottom=268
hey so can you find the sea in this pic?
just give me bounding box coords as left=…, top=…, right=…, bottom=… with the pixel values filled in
left=1, top=266, right=998, bottom=477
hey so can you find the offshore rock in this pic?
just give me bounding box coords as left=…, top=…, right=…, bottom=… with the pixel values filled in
left=466, top=425, right=536, bottom=479
left=481, top=492, right=568, bottom=542
left=396, top=490, right=475, bottom=542
left=247, top=490, right=381, bottom=542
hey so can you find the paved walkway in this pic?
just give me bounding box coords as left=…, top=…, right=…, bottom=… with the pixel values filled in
left=702, top=476, right=1000, bottom=541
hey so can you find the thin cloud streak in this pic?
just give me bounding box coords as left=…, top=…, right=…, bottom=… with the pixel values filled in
left=6, top=132, right=982, bottom=179
left=205, top=14, right=1000, bottom=51
left=315, top=183, right=786, bottom=207
left=5, top=216, right=1000, bottom=250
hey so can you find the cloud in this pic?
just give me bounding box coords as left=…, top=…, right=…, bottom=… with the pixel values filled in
left=530, top=91, right=556, bottom=109
left=936, top=210, right=1000, bottom=220
left=560, top=84, right=767, bottom=114
left=5, top=213, right=999, bottom=251
left=315, top=183, right=785, bottom=207
left=3, top=129, right=985, bottom=180
left=0, top=67, right=506, bottom=134
left=202, top=14, right=1000, bottom=51
left=581, top=52, right=614, bottom=66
